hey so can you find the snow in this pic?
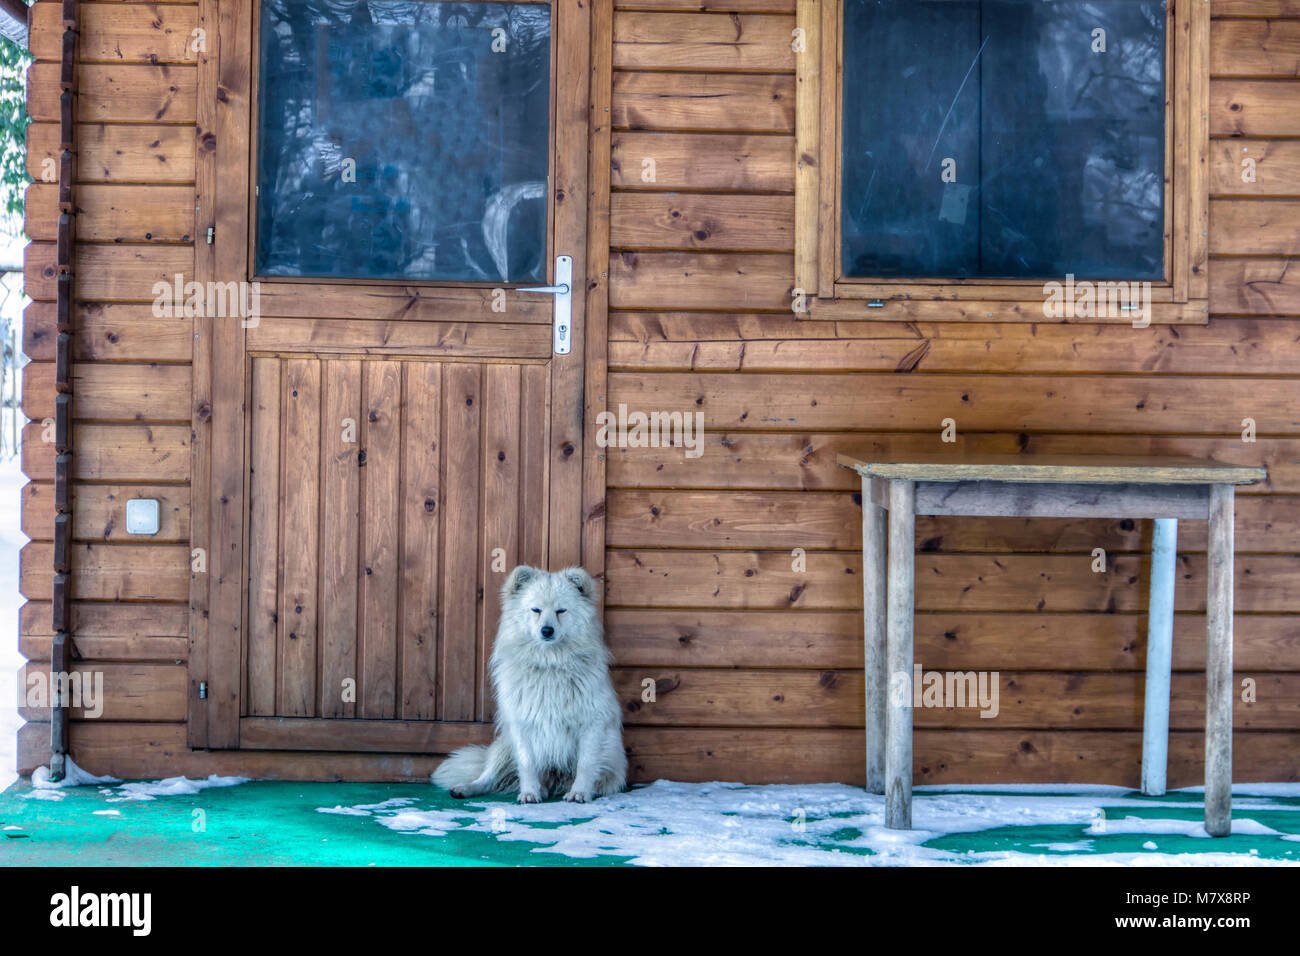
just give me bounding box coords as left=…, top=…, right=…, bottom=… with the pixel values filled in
left=319, top=779, right=1300, bottom=867
left=20, top=756, right=246, bottom=802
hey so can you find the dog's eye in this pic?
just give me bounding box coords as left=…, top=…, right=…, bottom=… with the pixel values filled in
left=556, top=609, right=567, bottom=616
left=530, top=608, right=541, bottom=614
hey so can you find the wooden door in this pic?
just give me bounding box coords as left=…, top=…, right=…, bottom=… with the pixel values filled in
left=191, top=0, right=593, bottom=752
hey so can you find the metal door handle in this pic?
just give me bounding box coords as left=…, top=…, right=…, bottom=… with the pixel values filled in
left=520, top=256, right=572, bottom=355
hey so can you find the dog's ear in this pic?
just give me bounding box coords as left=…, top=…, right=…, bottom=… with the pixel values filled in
left=503, top=565, right=539, bottom=597
left=562, top=566, right=597, bottom=600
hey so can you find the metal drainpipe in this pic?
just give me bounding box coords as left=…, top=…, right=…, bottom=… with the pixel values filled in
left=49, top=0, right=80, bottom=782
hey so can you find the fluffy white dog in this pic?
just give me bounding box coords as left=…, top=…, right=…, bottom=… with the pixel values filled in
left=432, top=565, right=627, bottom=803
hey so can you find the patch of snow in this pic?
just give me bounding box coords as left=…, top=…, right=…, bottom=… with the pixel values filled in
left=31, top=757, right=121, bottom=789
left=107, top=774, right=248, bottom=802
left=1089, top=815, right=1282, bottom=838
left=321, top=780, right=1300, bottom=867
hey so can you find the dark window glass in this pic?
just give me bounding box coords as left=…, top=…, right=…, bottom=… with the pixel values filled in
left=841, top=0, right=1165, bottom=281
left=255, top=0, right=551, bottom=283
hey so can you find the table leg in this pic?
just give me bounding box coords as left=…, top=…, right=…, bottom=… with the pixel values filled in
left=1205, top=484, right=1234, bottom=836
left=863, top=477, right=887, bottom=794
left=886, top=479, right=915, bottom=830
left=1141, top=518, right=1177, bottom=796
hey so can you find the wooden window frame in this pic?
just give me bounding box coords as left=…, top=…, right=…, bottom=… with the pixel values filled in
left=246, top=0, right=562, bottom=293
left=794, top=0, right=1209, bottom=325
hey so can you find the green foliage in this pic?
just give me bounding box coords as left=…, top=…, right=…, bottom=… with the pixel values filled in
left=0, top=34, right=32, bottom=222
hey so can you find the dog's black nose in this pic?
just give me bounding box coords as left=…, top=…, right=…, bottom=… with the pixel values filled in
left=541, top=625, right=555, bottom=639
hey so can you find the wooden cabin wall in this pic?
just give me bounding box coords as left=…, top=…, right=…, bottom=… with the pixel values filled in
left=13, top=0, right=1300, bottom=784
left=12, top=1, right=446, bottom=780
left=17, top=1, right=198, bottom=775
left=604, top=0, right=1300, bottom=786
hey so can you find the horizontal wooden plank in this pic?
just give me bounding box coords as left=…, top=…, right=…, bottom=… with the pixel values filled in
left=624, top=728, right=1300, bottom=786
left=23, top=362, right=192, bottom=422
left=611, top=252, right=793, bottom=308
left=1211, top=257, right=1300, bottom=313
left=240, top=718, right=492, bottom=753
left=30, top=2, right=199, bottom=62
left=247, top=317, right=551, bottom=357
left=844, top=453, right=1264, bottom=486
left=21, top=423, right=191, bottom=482
left=17, top=722, right=451, bottom=782
left=26, top=183, right=195, bottom=242
left=606, top=432, right=1300, bottom=495
left=254, top=283, right=550, bottom=324
left=609, top=313, right=1300, bottom=374
left=28, top=62, right=198, bottom=124
left=613, top=12, right=795, bottom=72
left=26, top=122, right=197, bottom=184
left=24, top=302, right=194, bottom=362
left=21, top=634, right=188, bottom=663
left=1211, top=80, right=1300, bottom=136
left=612, top=72, right=794, bottom=131
left=606, top=609, right=1300, bottom=671
left=1211, top=19, right=1300, bottom=76
left=617, top=0, right=795, bottom=12
left=611, top=132, right=794, bottom=191
left=23, top=722, right=1297, bottom=785
left=611, top=192, right=794, bottom=251
left=603, top=549, right=1300, bottom=611
left=20, top=600, right=188, bottom=639
left=612, top=669, right=1300, bottom=729
left=1212, top=139, right=1300, bottom=195
left=1212, top=1, right=1300, bottom=15
left=21, top=542, right=190, bottom=602
left=25, top=242, right=194, bottom=301
left=21, top=483, right=189, bottom=542
left=1210, top=199, right=1300, bottom=253
left=18, top=662, right=186, bottom=721
left=606, top=490, right=1298, bottom=552
left=608, top=371, right=1300, bottom=433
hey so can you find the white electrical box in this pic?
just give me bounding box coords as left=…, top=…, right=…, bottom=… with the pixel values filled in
left=125, top=499, right=160, bottom=535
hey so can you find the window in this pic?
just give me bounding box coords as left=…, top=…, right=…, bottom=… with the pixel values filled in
left=253, top=0, right=552, bottom=284
left=795, top=0, right=1208, bottom=323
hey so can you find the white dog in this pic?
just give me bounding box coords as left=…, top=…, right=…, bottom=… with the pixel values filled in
left=432, top=565, right=627, bottom=803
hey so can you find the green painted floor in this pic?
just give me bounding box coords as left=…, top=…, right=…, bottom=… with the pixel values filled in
left=0, top=781, right=630, bottom=867
left=3, top=779, right=1299, bottom=866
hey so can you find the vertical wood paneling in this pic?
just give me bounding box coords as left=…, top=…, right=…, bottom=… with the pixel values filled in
left=400, top=362, right=442, bottom=720
left=439, top=362, right=482, bottom=721
left=246, top=359, right=280, bottom=717
left=318, top=360, right=361, bottom=719
left=359, top=360, right=401, bottom=719
left=277, top=359, right=321, bottom=717
left=519, top=363, right=551, bottom=569
left=244, top=356, right=534, bottom=728
left=479, top=365, right=522, bottom=721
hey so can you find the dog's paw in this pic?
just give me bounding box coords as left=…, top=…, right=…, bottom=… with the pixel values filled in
left=562, top=790, right=592, bottom=804
left=517, top=790, right=543, bottom=804
left=449, top=787, right=467, bottom=799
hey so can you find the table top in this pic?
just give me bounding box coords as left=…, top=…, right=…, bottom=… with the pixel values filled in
left=836, top=453, right=1268, bottom=485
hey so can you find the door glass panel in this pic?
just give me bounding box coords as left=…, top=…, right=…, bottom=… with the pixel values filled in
left=841, top=0, right=1165, bottom=281
left=255, top=0, right=552, bottom=283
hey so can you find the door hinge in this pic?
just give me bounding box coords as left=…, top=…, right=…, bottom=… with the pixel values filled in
left=198, top=681, right=208, bottom=700
left=521, top=255, right=573, bottom=356
left=206, top=227, right=215, bottom=245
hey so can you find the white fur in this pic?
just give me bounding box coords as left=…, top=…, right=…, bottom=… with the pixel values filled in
left=432, top=566, right=627, bottom=804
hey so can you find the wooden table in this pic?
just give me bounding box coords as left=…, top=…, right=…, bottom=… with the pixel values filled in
left=835, top=453, right=1267, bottom=837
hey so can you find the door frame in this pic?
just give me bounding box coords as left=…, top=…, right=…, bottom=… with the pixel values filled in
left=188, top=0, right=606, bottom=749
